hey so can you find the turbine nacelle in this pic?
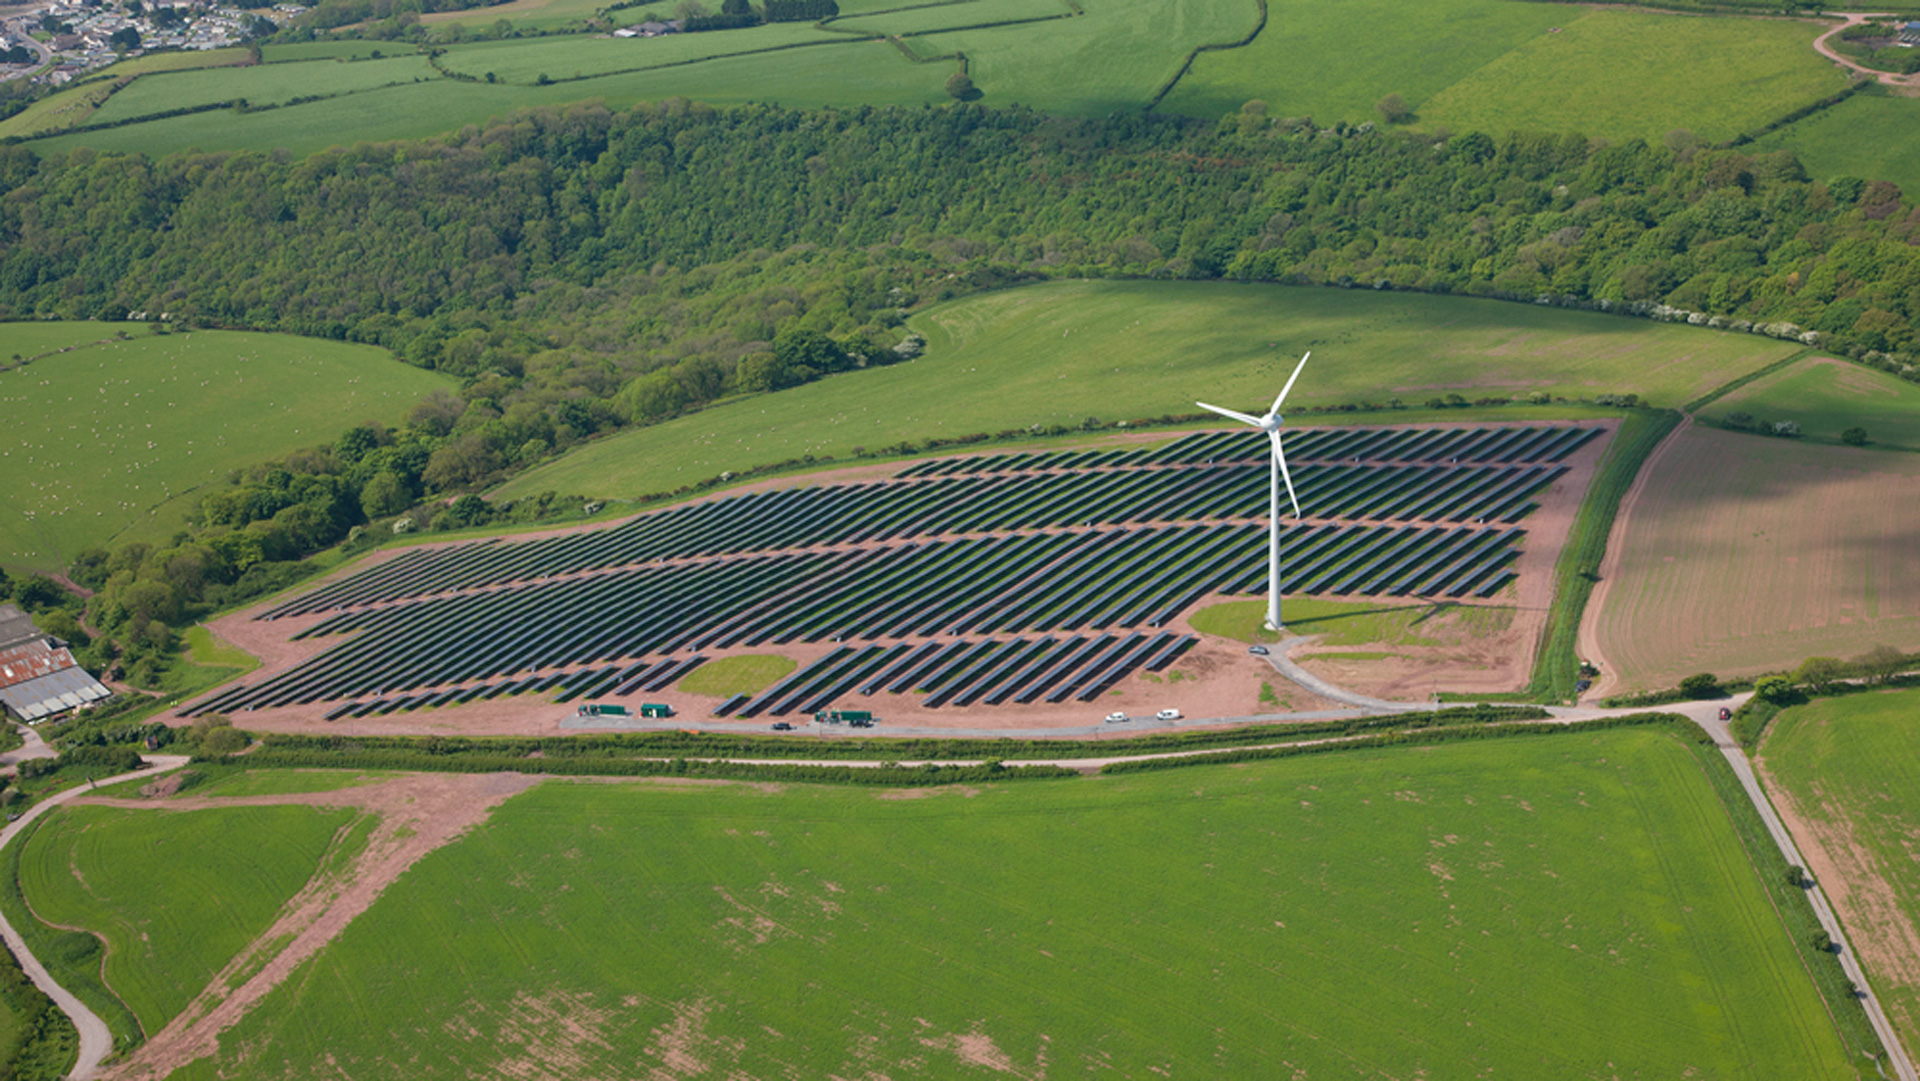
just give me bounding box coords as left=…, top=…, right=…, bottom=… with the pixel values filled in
left=1197, top=351, right=1311, bottom=632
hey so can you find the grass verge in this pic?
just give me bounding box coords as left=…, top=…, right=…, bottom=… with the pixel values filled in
left=1524, top=407, right=1681, bottom=702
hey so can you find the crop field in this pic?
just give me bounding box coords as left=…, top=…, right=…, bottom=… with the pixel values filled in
left=1587, top=425, right=1920, bottom=692
left=1700, top=356, right=1920, bottom=451
left=494, top=280, right=1789, bottom=504
left=1759, top=686, right=1920, bottom=1058
left=17, top=803, right=355, bottom=1036
left=1754, top=88, right=1920, bottom=198
left=0, top=324, right=454, bottom=573
left=190, top=422, right=1598, bottom=724
left=88, top=54, right=439, bottom=126
left=138, top=730, right=1856, bottom=1078
left=1416, top=11, right=1845, bottom=144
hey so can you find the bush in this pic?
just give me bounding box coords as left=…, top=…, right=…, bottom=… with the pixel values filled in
left=1841, top=426, right=1868, bottom=446
left=1678, top=673, right=1721, bottom=699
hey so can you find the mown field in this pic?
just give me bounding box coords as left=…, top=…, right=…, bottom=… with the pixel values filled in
left=1754, top=89, right=1920, bottom=199
left=146, top=731, right=1856, bottom=1078
left=1760, top=686, right=1920, bottom=1061
left=18, top=803, right=355, bottom=1036
left=491, top=279, right=1792, bottom=503
left=1701, top=356, right=1920, bottom=452
left=0, top=324, right=453, bottom=573
left=1588, top=425, right=1920, bottom=691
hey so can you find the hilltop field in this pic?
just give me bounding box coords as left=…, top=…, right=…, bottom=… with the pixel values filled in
left=16, top=730, right=1866, bottom=1079
left=14, top=0, right=1851, bottom=159
left=491, top=279, right=1792, bottom=503
left=0, top=323, right=453, bottom=573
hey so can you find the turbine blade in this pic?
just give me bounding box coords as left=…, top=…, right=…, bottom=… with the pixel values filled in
left=1272, top=351, right=1311, bottom=413
left=1272, top=432, right=1301, bottom=518
left=1196, top=401, right=1262, bottom=427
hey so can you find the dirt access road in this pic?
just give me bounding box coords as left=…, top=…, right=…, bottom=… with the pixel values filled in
left=1813, top=12, right=1920, bottom=89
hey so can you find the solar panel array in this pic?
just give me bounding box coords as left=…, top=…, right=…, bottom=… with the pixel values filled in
left=200, top=424, right=1601, bottom=718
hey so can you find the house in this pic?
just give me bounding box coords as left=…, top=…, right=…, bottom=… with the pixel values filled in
left=635, top=20, right=680, bottom=36
left=0, top=603, right=111, bottom=724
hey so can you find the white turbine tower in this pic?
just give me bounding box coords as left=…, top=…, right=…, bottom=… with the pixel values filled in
left=1198, top=351, right=1310, bottom=631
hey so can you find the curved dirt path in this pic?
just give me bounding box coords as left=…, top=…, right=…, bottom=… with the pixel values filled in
left=0, top=754, right=191, bottom=1081
left=1812, top=12, right=1920, bottom=88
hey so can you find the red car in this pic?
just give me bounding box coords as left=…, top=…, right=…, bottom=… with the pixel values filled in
left=1718, top=708, right=1732, bottom=721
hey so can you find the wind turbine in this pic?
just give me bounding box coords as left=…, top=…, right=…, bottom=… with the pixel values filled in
left=1198, top=351, right=1310, bottom=631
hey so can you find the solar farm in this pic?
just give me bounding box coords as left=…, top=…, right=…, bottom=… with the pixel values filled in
left=189, top=422, right=1608, bottom=732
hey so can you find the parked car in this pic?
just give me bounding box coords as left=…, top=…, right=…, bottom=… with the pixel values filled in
left=1717, top=708, right=1732, bottom=721
left=1105, top=711, right=1128, bottom=723
left=1248, top=645, right=1269, bottom=656
left=1156, top=708, right=1181, bottom=720
left=770, top=722, right=793, bottom=731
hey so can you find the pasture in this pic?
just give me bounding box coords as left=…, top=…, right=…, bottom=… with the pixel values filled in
left=1416, top=11, right=1845, bottom=144
left=1753, top=88, right=1920, bottom=199
left=1759, top=687, right=1920, bottom=1060
left=1700, top=355, right=1920, bottom=451
left=493, top=280, right=1791, bottom=504
left=26, top=0, right=1843, bottom=157
left=154, top=731, right=1856, bottom=1078
left=27, top=41, right=943, bottom=157
left=0, top=324, right=453, bottom=573
left=1587, top=425, right=1920, bottom=692
left=1163, top=0, right=1567, bottom=124
left=87, top=54, right=439, bottom=126
left=17, top=803, right=355, bottom=1037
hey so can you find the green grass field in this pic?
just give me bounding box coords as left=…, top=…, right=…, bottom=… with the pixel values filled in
left=260, top=40, right=402, bottom=61
left=436, top=23, right=835, bottom=83
left=18, top=804, right=355, bottom=1036
left=0, top=324, right=453, bottom=573
left=88, top=55, right=439, bottom=126
left=1163, top=0, right=1566, bottom=124
left=1700, top=356, right=1920, bottom=451
left=1417, top=11, right=1845, bottom=144
left=1760, top=687, right=1920, bottom=1061
left=88, top=47, right=253, bottom=77
left=29, top=41, right=943, bottom=157
left=0, top=81, right=118, bottom=139
left=676, top=653, right=798, bottom=696
left=1754, top=88, right=1920, bottom=198
left=491, top=279, right=1794, bottom=503
left=420, top=0, right=613, bottom=31
left=157, top=730, right=1855, bottom=1078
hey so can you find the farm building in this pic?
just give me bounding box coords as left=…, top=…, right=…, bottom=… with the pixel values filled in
left=0, top=603, right=110, bottom=723
left=1901, top=21, right=1920, bottom=44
